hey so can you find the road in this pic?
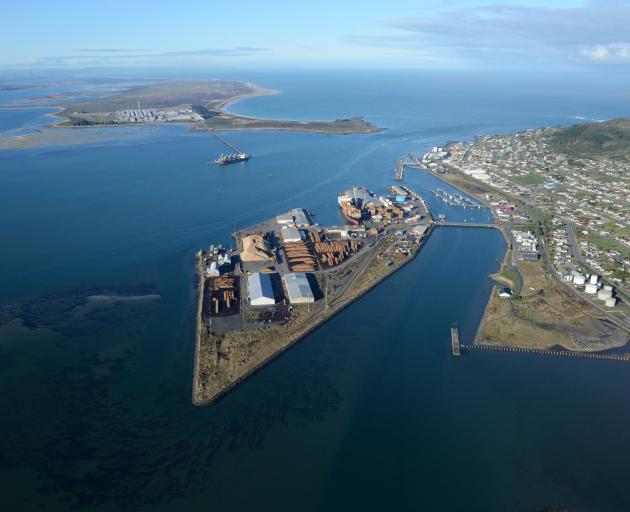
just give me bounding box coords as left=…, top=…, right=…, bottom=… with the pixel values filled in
left=565, top=221, right=584, bottom=265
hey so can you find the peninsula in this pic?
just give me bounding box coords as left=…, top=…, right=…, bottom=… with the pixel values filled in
left=415, top=118, right=630, bottom=352
left=193, top=185, right=432, bottom=405
left=55, top=80, right=381, bottom=134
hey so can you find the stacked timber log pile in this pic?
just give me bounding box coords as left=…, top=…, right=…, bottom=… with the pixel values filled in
left=283, top=241, right=317, bottom=272
left=308, top=231, right=325, bottom=243
left=313, top=239, right=361, bottom=267
left=208, top=276, right=238, bottom=315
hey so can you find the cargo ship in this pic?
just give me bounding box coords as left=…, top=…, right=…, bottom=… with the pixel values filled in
left=338, top=186, right=371, bottom=225
left=339, top=204, right=362, bottom=225
left=213, top=152, right=251, bottom=165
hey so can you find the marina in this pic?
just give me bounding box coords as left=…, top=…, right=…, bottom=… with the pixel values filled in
left=431, top=187, right=486, bottom=209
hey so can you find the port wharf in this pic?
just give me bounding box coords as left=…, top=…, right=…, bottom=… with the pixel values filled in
left=192, top=186, right=435, bottom=405
left=192, top=184, right=444, bottom=405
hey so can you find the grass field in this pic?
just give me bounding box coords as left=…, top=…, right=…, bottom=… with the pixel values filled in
left=513, top=173, right=546, bottom=186
left=580, top=233, right=630, bottom=258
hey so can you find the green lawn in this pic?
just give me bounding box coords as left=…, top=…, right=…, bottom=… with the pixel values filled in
left=513, top=173, right=546, bottom=186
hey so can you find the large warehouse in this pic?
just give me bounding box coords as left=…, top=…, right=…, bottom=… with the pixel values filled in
left=281, top=225, right=302, bottom=243
left=247, top=272, right=276, bottom=306
left=276, top=208, right=311, bottom=227
left=282, top=272, right=314, bottom=304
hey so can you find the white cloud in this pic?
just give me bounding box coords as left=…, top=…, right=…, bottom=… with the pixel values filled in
left=582, top=43, right=630, bottom=61
left=346, top=1, right=630, bottom=67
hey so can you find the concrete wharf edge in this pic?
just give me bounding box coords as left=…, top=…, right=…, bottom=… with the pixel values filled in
left=191, top=226, right=434, bottom=407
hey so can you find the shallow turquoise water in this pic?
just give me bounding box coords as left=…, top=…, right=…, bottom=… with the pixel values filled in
left=1, top=70, right=630, bottom=511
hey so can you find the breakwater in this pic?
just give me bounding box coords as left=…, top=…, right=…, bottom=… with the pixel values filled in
left=462, top=343, right=630, bottom=362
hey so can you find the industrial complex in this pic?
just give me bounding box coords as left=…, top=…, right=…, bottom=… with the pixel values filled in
left=193, top=185, right=433, bottom=405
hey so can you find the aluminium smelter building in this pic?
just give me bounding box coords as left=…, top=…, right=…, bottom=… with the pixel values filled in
left=282, top=272, right=315, bottom=304
left=248, top=272, right=276, bottom=306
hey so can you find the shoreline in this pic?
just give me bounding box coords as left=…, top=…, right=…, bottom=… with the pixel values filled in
left=193, top=86, right=382, bottom=134
left=192, top=226, right=433, bottom=406
left=212, top=85, right=280, bottom=115
left=209, top=86, right=382, bottom=133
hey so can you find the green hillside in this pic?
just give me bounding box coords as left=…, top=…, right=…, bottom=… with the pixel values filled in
left=550, top=117, right=630, bottom=160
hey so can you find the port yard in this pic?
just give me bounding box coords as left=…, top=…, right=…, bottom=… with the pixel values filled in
left=193, top=187, right=433, bottom=405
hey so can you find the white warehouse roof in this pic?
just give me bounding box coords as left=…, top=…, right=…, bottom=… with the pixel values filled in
left=282, top=273, right=314, bottom=304
left=248, top=272, right=275, bottom=306
left=277, top=208, right=311, bottom=227
left=281, top=226, right=302, bottom=243
left=276, top=211, right=294, bottom=224
left=290, top=208, right=311, bottom=227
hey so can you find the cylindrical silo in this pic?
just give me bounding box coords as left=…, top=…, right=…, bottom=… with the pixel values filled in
left=598, top=289, right=613, bottom=300
left=585, top=283, right=598, bottom=294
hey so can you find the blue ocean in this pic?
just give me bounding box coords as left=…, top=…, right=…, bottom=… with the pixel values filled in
left=1, top=69, right=629, bottom=511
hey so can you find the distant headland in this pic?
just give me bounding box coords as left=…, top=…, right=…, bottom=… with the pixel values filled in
left=54, top=80, right=382, bottom=134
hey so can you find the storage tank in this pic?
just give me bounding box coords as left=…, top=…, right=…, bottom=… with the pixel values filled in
left=585, top=283, right=598, bottom=294
left=573, top=274, right=586, bottom=285
left=590, top=274, right=599, bottom=285
left=605, top=297, right=617, bottom=308
left=598, top=289, right=613, bottom=300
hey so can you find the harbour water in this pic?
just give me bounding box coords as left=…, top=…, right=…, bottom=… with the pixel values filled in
left=1, top=70, right=630, bottom=511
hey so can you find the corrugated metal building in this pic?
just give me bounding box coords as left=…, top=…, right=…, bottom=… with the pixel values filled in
left=282, top=272, right=314, bottom=304
left=291, top=208, right=311, bottom=227
left=248, top=272, right=275, bottom=306
left=276, top=211, right=294, bottom=224
left=281, top=226, right=302, bottom=243
left=277, top=208, right=311, bottom=227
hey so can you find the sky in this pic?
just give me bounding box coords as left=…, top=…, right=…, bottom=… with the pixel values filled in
left=2, top=0, right=630, bottom=70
